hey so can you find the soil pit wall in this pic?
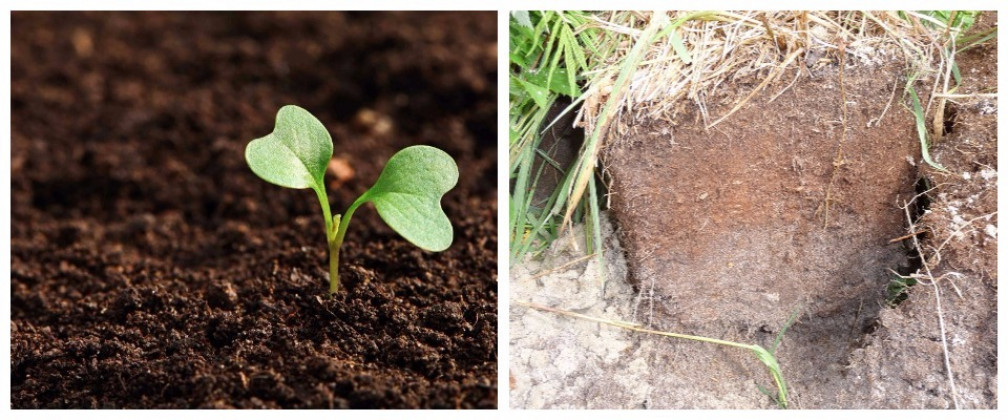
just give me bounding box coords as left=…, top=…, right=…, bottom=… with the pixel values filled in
left=604, top=64, right=919, bottom=359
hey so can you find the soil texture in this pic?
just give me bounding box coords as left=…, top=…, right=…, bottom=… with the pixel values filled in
left=604, top=62, right=917, bottom=333
left=602, top=62, right=921, bottom=408
left=844, top=18, right=998, bottom=408
left=510, top=13, right=995, bottom=409
left=11, top=11, right=497, bottom=408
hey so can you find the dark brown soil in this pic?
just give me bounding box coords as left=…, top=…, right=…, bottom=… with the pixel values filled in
left=603, top=62, right=919, bottom=408
left=11, top=11, right=497, bottom=409
left=595, top=13, right=996, bottom=408
left=604, top=62, right=917, bottom=334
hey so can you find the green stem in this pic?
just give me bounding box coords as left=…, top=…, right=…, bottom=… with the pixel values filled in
left=328, top=214, right=341, bottom=294
left=313, top=183, right=335, bottom=243
left=327, top=194, right=369, bottom=294
left=312, top=182, right=343, bottom=294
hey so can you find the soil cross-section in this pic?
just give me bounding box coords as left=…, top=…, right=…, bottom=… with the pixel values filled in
left=603, top=63, right=921, bottom=403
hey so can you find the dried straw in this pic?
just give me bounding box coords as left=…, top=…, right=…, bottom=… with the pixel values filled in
left=574, top=11, right=958, bottom=141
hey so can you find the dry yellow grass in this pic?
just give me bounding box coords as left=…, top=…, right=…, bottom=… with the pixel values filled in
left=561, top=10, right=975, bottom=234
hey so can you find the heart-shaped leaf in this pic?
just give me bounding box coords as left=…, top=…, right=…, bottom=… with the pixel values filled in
left=245, top=105, right=333, bottom=191
left=362, top=145, right=458, bottom=252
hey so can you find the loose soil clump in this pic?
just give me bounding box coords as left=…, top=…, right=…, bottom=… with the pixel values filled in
left=11, top=11, right=497, bottom=408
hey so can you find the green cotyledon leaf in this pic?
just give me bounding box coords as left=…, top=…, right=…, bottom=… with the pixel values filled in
left=361, top=145, right=459, bottom=252
left=245, top=105, right=333, bottom=191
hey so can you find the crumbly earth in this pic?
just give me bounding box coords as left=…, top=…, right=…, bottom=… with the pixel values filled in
left=510, top=13, right=995, bottom=409
left=11, top=11, right=497, bottom=408
left=844, top=18, right=998, bottom=408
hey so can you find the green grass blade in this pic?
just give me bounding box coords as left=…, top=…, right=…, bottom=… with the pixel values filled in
left=655, top=24, right=693, bottom=64
left=905, top=77, right=948, bottom=172
left=510, top=142, right=533, bottom=255
left=587, top=170, right=605, bottom=290
left=958, top=26, right=997, bottom=52
left=771, top=306, right=802, bottom=354
left=565, top=20, right=589, bottom=71
left=750, top=345, right=788, bottom=408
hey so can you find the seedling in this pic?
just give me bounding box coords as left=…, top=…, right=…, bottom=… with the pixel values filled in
left=246, top=105, right=459, bottom=293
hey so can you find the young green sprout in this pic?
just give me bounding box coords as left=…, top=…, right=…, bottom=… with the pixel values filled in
left=245, top=105, right=459, bottom=293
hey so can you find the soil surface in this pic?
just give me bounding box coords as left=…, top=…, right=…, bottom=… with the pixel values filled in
left=510, top=13, right=995, bottom=409
left=11, top=11, right=497, bottom=408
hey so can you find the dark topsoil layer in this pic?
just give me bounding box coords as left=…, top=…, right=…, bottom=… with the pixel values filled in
left=11, top=12, right=497, bottom=408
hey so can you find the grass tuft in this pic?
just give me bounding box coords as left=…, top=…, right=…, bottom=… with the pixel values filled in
left=510, top=11, right=600, bottom=266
